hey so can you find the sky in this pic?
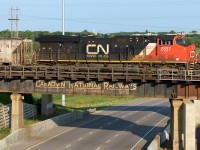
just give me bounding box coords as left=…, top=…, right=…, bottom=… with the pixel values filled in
left=0, top=0, right=200, bottom=33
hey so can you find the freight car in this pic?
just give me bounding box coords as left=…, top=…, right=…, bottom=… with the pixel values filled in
left=35, top=34, right=197, bottom=72
left=0, top=39, right=33, bottom=65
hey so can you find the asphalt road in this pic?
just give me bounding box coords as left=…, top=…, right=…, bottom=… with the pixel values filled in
left=6, top=98, right=170, bottom=150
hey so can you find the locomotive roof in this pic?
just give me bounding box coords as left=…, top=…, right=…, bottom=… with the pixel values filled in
left=35, top=35, right=80, bottom=43
left=157, top=35, right=176, bottom=41
left=36, top=34, right=177, bottom=43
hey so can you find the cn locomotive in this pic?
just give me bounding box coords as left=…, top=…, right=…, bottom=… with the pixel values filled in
left=35, top=34, right=198, bottom=72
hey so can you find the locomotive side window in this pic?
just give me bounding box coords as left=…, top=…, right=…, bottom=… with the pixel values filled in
left=176, top=39, right=186, bottom=45
left=144, top=37, right=148, bottom=43
left=158, top=39, right=173, bottom=46
left=169, top=40, right=173, bottom=45
left=159, top=40, right=162, bottom=45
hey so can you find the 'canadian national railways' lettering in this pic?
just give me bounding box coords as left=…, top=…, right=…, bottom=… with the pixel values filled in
left=36, top=81, right=137, bottom=90
left=69, top=82, right=101, bottom=89
left=103, top=82, right=137, bottom=90
left=36, top=80, right=65, bottom=88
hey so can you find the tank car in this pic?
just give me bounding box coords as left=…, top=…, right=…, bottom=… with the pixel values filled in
left=35, top=34, right=197, bottom=71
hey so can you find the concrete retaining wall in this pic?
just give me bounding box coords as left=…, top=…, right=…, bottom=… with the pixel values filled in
left=147, top=135, right=160, bottom=150
left=160, top=124, right=170, bottom=145
left=0, top=129, right=25, bottom=150
left=147, top=124, right=170, bottom=150
left=0, top=109, right=95, bottom=150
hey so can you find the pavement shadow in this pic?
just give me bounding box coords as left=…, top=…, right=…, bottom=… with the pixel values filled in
left=59, top=105, right=170, bottom=149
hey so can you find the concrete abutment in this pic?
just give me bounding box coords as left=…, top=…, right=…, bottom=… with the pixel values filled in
left=183, top=100, right=195, bottom=150
left=169, top=99, right=196, bottom=150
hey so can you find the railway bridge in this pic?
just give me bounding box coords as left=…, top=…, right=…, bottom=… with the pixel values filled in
left=0, top=65, right=200, bottom=150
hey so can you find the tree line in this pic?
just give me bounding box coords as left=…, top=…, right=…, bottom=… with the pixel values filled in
left=0, top=30, right=200, bottom=51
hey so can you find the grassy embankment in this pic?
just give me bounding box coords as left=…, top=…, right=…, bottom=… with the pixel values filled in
left=0, top=93, right=139, bottom=139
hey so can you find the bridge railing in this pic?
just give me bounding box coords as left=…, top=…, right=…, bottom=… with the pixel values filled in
left=0, top=65, right=200, bottom=82
left=157, top=69, right=200, bottom=81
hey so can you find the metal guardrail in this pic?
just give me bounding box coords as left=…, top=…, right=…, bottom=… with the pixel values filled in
left=0, top=65, right=200, bottom=82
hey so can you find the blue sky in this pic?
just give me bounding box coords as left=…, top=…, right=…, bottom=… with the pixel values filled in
left=1, top=0, right=200, bottom=33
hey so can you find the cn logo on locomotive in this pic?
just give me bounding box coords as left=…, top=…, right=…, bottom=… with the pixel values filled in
left=86, top=44, right=109, bottom=55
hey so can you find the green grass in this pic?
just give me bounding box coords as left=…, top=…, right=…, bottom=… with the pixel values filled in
left=32, top=94, right=139, bottom=120
left=52, top=94, right=137, bottom=107
left=24, top=118, right=40, bottom=126
left=0, top=128, right=10, bottom=139
left=32, top=94, right=139, bottom=111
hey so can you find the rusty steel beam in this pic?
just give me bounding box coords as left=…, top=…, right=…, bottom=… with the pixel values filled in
left=176, top=83, right=200, bottom=100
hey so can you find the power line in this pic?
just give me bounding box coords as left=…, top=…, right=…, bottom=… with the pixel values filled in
left=20, top=15, right=200, bottom=21
left=8, top=7, right=20, bottom=38
left=1, top=1, right=199, bottom=32
left=18, top=15, right=199, bottom=31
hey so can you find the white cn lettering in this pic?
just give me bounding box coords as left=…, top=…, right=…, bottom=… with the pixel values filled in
left=87, top=44, right=97, bottom=55
left=97, top=45, right=109, bottom=55
left=87, top=44, right=109, bottom=55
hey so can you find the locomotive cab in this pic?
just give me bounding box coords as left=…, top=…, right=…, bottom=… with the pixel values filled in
left=156, top=35, right=196, bottom=62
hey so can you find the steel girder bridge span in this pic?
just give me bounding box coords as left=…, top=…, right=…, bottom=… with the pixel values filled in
left=0, top=65, right=200, bottom=150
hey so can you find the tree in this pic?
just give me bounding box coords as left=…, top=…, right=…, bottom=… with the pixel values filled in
left=191, top=30, right=197, bottom=34
left=169, top=30, right=176, bottom=34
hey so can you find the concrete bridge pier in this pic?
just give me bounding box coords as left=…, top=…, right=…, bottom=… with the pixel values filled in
left=10, top=93, right=53, bottom=132
left=170, top=99, right=196, bottom=150
left=170, top=99, right=183, bottom=149
left=10, top=93, right=24, bottom=132
left=41, top=94, right=53, bottom=116
left=194, top=100, right=200, bottom=125
left=183, top=100, right=195, bottom=150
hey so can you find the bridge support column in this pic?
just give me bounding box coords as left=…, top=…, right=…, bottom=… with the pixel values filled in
left=169, top=99, right=183, bottom=150
left=183, top=100, right=195, bottom=150
left=194, top=100, right=200, bottom=125
left=170, top=99, right=196, bottom=150
left=41, top=94, right=53, bottom=116
left=10, top=93, right=23, bottom=132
